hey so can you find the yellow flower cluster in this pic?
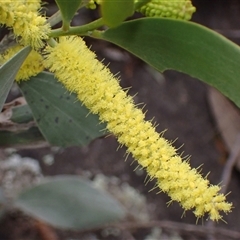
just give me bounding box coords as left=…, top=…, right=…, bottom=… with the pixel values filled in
left=44, top=36, right=232, bottom=221
left=136, top=0, right=196, bottom=20
left=0, top=0, right=50, bottom=48
left=0, top=45, right=44, bottom=81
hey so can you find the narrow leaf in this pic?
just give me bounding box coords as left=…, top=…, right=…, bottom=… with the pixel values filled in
left=19, top=72, right=106, bottom=147
left=0, top=46, right=31, bottom=111
left=101, top=18, right=240, bottom=107
left=101, top=0, right=134, bottom=27
left=14, top=176, right=126, bottom=230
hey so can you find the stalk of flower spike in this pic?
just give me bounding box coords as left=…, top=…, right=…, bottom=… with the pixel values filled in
left=44, top=36, right=232, bottom=221
left=0, top=0, right=50, bottom=49
left=0, top=45, right=44, bottom=81
left=136, top=0, right=196, bottom=20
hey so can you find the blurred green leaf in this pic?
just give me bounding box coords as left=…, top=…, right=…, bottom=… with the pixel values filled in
left=11, top=105, right=33, bottom=123
left=18, top=72, right=106, bottom=147
left=101, top=18, right=240, bottom=107
left=0, top=46, right=31, bottom=111
left=101, top=0, right=134, bottom=27
left=0, top=127, right=45, bottom=147
left=55, top=0, right=83, bottom=30
left=14, top=175, right=126, bottom=230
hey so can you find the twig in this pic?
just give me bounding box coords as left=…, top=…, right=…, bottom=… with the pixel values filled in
left=79, top=220, right=240, bottom=240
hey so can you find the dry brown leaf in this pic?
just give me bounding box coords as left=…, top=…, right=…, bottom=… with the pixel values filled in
left=208, top=87, right=240, bottom=171
left=0, top=97, right=35, bottom=131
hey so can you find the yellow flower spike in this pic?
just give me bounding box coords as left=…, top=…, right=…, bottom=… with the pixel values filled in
left=0, top=0, right=50, bottom=49
left=44, top=36, right=232, bottom=221
left=1, top=2, right=20, bottom=26
left=0, top=45, right=44, bottom=82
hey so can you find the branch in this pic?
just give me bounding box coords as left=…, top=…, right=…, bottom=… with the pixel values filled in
left=79, top=220, right=240, bottom=239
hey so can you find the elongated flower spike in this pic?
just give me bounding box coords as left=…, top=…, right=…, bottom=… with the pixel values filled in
left=0, top=0, right=50, bottom=49
left=136, top=0, right=196, bottom=20
left=44, top=36, right=232, bottom=221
